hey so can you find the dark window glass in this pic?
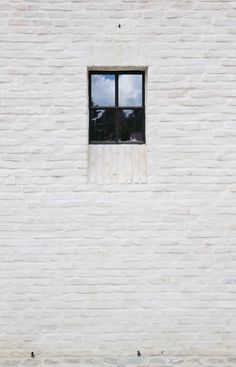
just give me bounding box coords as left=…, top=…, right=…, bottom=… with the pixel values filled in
left=90, top=109, right=116, bottom=143
left=118, top=109, right=144, bottom=143
left=91, top=74, right=115, bottom=107
left=89, top=71, right=145, bottom=144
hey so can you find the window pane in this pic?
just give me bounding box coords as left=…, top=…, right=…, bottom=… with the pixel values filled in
left=90, top=109, right=116, bottom=142
left=118, top=109, right=144, bottom=143
left=91, top=74, right=115, bottom=107
left=118, top=74, right=143, bottom=106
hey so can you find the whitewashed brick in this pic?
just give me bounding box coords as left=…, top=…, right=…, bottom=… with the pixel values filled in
left=0, top=0, right=236, bottom=366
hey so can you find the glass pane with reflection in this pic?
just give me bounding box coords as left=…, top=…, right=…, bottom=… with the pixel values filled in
left=119, top=74, right=143, bottom=107
left=91, top=74, right=115, bottom=107
left=90, top=109, right=116, bottom=142
left=118, top=109, right=144, bottom=143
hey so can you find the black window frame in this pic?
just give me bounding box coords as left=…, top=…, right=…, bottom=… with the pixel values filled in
left=88, top=70, right=145, bottom=144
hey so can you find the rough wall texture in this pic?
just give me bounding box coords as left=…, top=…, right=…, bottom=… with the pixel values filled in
left=1, top=0, right=236, bottom=366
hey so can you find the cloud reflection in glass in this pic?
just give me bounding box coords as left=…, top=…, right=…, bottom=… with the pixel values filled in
left=119, top=74, right=142, bottom=106
left=91, top=74, right=115, bottom=107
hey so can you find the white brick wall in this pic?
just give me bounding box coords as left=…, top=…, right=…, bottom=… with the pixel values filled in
left=1, top=0, right=236, bottom=366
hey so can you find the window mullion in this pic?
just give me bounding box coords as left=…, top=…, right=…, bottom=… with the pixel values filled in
left=115, top=73, right=119, bottom=143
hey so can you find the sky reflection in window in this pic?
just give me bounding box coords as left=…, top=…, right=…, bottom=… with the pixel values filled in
left=119, top=74, right=142, bottom=106
left=91, top=74, right=115, bottom=107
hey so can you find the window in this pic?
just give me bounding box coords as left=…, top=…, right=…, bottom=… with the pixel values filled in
left=89, top=71, right=145, bottom=144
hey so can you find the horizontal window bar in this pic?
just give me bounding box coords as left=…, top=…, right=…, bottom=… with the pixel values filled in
left=89, top=106, right=145, bottom=109
left=89, top=71, right=145, bottom=75
left=89, top=141, right=145, bottom=145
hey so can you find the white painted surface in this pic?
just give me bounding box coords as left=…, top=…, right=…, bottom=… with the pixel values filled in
left=0, top=0, right=236, bottom=365
left=88, top=145, right=147, bottom=184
